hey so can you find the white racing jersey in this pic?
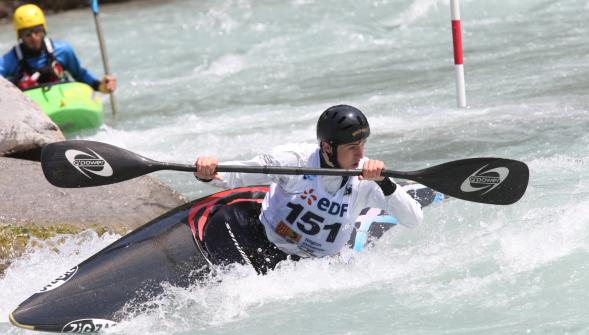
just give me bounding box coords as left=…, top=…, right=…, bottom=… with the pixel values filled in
left=208, top=144, right=423, bottom=257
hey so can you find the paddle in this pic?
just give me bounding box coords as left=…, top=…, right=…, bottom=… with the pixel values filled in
left=40, top=140, right=529, bottom=205
left=90, top=0, right=117, bottom=117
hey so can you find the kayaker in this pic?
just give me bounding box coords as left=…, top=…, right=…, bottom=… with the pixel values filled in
left=194, top=104, right=423, bottom=274
left=0, top=4, right=116, bottom=93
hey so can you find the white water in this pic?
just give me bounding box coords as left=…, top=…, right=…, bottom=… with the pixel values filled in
left=1, top=0, right=589, bottom=333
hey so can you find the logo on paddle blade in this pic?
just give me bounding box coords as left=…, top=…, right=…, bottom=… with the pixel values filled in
left=65, top=149, right=113, bottom=179
left=460, top=164, right=509, bottom=195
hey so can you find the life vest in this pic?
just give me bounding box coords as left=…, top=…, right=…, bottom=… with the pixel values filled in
left=14, top=37, right=67, bottom=90
left=260, top=151, right=358, bottom=258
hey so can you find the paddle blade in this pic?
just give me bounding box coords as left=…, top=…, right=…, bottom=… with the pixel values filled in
left=41, top=140, right=161, bottom=188
left=403, top=158, right=529, bottom=205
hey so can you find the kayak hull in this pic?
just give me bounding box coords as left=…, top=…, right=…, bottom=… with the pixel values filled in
left=10, top=184, right=443, bottom=332
left=24, top=82, right=103, bottom=133
left=9, top=200, right=209, bottom=332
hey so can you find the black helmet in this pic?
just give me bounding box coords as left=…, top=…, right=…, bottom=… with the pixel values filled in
left=316, top=105, right=370, bottom=145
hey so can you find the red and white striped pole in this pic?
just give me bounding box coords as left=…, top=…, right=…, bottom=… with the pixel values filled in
left=450, top=0, right=466, bottom=107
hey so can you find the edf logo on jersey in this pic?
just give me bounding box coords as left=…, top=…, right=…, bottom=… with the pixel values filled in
left=301, top=189, right=348, bottom=217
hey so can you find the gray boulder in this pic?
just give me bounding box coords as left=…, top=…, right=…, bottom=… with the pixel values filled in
left=0, top=74, right=189, bottom=229
left=0, top=76, right=190, bottom=274
left=0, top=77, right=64, bottom=159
left=0, top=157, right=187, bottom=229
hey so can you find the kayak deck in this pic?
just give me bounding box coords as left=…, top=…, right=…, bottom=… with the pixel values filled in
left=24, top=82, right=103, bottom=133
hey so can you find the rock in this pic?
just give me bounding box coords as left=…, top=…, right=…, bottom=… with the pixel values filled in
left=0, top=77, right=64, bottom=160
left=0, top=0, right=133, bottom=20
left=0, top=2, right=8, bottom=20
left=0, top=78, right=190, bottom=274
left=0, top=157, right=188, bottom=229
left=0, top=157, right=189, bottom=273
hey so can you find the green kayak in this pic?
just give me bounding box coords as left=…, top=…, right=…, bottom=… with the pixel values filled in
left=24, top=82, right=103, bottom=133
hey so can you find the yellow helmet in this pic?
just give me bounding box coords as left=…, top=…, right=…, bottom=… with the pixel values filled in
left=13, top=4, right=47, bottom=38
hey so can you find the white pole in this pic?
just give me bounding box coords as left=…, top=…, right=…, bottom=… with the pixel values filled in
left=450, top=0, right=467, bottom=107
left=91, top=0, right=118, bottom=117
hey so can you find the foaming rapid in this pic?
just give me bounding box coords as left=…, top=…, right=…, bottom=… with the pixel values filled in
left=1, top=0, right=589, bottom=333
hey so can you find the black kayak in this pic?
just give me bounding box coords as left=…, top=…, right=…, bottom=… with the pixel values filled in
left=9, top=184, right=444, bottom=333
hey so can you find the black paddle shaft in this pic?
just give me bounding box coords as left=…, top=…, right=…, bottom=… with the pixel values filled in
left=41, top=140, right=529, bottom=205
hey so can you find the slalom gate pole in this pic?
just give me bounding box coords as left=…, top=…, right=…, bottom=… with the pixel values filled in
left=91, top=0, right=118, bottom=117
left=450, top=0, right=467, bottom=108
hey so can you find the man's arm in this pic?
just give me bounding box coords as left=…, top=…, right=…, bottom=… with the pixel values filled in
left=382, top=182, right=424, bottom=228
left=53, top=40, right=116, bottom=93
left=195, top=146, right=315, bottom=189
left=54, top=41, right=99, bottom=87
left=356, top=159, right=424, bottom=228
left=0, top=49, right=20, bottom=83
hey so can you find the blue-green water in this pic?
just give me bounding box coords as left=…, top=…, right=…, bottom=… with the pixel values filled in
left=1, top=0, right=589, bottom=333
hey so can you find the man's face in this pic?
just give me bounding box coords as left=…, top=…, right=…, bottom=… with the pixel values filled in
left=19, top=25, right=45, bottom=51
left=323, top=139, right=366, bottom=169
